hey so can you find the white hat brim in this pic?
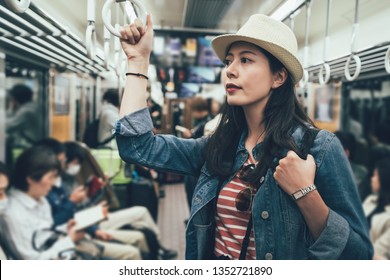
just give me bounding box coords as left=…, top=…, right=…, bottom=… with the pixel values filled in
left=212, top=34, right=303, bottom=83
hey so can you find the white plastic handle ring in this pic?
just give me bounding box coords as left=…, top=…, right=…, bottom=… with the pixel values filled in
left=319, top=63, right=331, bottom=84
left=344, top=54, right=361, bottom=81
left=4, top=0, right=30, bottom=13
left=385, top=46, right=390, bottom=74
left=104, top=40, right=110, bottom=69
left=299, top=69, right=309, bottom=88
left=85, top=24, right=97, bottom=60
left=102, top=0, right=147, bottom=38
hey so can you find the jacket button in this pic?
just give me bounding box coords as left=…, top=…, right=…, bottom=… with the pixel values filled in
left=259, top=176, right=265, bottom=184
left=265, top=253, right=273, bottom=260
left=261, top=211, right=269, bottom=219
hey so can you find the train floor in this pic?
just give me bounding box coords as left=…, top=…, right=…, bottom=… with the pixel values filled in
left=157, top=182, right=189, bottom=260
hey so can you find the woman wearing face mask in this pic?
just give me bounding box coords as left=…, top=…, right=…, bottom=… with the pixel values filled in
left=363, top=157, right=390, bottom=259
left=63, top=141, right=178, bottom=260
left=3, top=146, right=85, bottom=259
left=63, top=141, right=85, bottom=194
left=43, top=140, right=149, bottom=260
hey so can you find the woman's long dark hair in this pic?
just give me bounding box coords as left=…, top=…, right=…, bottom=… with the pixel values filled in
left=204, top=46, right=314, bottom=182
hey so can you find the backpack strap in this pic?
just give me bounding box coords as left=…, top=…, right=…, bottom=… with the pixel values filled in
left=298, top=127, right=320, bottom=160
left=270, top=127, right=320, bottom=171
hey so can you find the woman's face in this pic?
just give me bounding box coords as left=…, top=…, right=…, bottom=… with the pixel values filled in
left=371, top=168, right=381, bottom=194
left=223, top=42, right=282, bottom=108
left=27, top=170, right=58, bottom=200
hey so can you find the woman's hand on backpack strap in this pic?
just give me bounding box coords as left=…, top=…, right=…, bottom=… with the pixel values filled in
left=273, top=150, right=316, bottom=195
left=119, top=14, right=154, bottom=62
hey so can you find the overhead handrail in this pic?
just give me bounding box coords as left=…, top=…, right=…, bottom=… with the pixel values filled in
left=306, top=44, right=390, bottom=80
left=4, top=0, right=30, bottom=13
left=299, top=0, right=312, bottom=88
left=319, top=0, right=332, bottom=84
left=85, top=0, right=97, bottom=60
left=344, top=0, right=362, bottom=81
left=385, top=46, right=390, bottom=74
left=101, top=0, right=147, bottom=38
left=0, top=1, right=105, bottom=74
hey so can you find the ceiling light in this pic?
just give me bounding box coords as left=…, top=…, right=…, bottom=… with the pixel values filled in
left=270, top=0, right=306, bottom=21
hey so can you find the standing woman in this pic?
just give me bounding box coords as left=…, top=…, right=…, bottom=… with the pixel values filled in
left=363, top=158, right=390, bottom=259
left=115, top=14, right=372, bottom=259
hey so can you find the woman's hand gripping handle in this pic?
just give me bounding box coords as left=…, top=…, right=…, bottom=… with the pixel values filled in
left=119, top=14, right=154, bottom=118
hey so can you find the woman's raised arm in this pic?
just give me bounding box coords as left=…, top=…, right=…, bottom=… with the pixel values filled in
left=119, top=14, right=154, bottom=118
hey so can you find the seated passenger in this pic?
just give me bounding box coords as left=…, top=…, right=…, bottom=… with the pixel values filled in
left=36, top=138, right=147, bottom=260
left=64, top=141, right=177, bottom=259
left=6, top=84, right=43, bottom=147
left=98, top=89, right=120, bottom=149
left=3, top=146, right=84, bottom=259
left=334, top=131, right=370, bottom=201
left=362, top=157, right=390, bottom=259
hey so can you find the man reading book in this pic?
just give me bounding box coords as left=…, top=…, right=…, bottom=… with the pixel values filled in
left=36, top=138, right=148, bottom=260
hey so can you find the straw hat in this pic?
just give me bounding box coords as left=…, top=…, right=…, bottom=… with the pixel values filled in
left=212, top=14, right=303, bottom=83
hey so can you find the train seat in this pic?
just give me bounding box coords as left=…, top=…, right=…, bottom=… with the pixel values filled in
left=0, top=218, right=24, bottom=260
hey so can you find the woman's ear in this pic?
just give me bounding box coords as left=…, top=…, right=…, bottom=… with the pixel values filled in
left=272, top=67, right=288, bottom=89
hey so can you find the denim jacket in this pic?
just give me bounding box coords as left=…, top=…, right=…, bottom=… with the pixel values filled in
left=115, top=108, right=373, bottom=260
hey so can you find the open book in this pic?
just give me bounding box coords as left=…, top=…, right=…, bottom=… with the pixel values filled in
left=74, top=205, right=107, bottom=231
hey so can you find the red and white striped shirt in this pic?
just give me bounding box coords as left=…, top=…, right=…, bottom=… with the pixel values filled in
left=214, top=159, right=257, bottom=260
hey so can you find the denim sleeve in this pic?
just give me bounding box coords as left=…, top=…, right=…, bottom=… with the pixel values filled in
left=308, top=131, right=373, bottom=259
left=115, top=107, right=207, bottom=177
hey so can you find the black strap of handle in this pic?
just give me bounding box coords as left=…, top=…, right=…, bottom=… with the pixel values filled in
left=32, top=227, right=65, bottom=252
left=239, top=213, right=253, bottom=260
left=299, top=127, right=320, bottom=160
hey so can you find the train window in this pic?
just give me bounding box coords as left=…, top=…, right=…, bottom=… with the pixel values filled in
left=4, top=59, right=48, bottom=166
left=341, top=78, right=390, bottom=170
left=343, top=79, right=390, bottom=141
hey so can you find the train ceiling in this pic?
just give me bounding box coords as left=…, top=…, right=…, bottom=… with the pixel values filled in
left=0, top=0, right=388, bottom=77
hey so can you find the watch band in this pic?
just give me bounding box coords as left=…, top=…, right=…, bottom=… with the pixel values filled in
left=291, top=184, right=317, bottom=201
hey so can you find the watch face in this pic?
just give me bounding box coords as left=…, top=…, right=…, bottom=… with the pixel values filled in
left=292, top=191, right=304, bottom=200
left=292, top=185, right=316, bottom=201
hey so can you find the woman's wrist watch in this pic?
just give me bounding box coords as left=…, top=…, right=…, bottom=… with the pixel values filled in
left=291, top=184, right=317, bottom=201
